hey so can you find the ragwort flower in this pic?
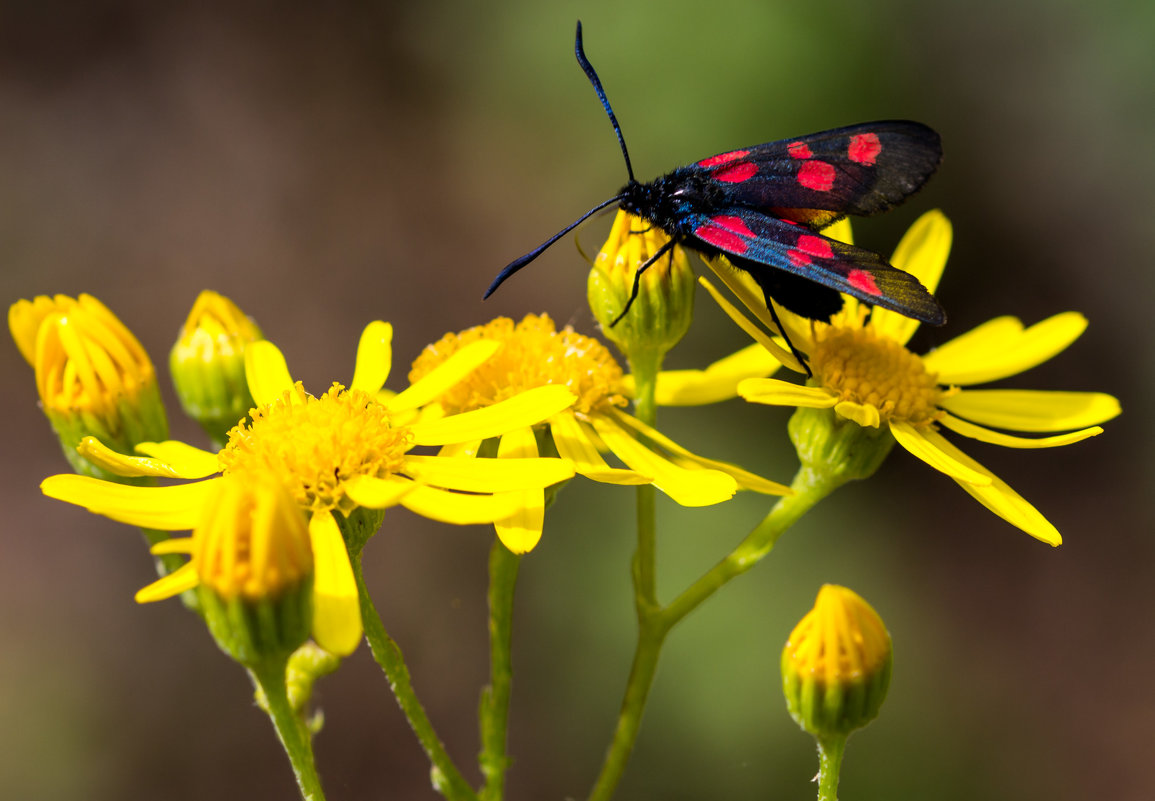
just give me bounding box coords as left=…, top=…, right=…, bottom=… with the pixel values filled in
left=703, top=210, right=1120, bottom=545
left=42, top=320, right=576, bottom=654
left=410, top=313, right=789, bottom=553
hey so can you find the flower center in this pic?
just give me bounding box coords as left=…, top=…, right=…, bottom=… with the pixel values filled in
left=810, top=325, right=942, bottom=426
left=218, top=382, right=411, bottom=516
left=409, top=314, right=628, bottom=418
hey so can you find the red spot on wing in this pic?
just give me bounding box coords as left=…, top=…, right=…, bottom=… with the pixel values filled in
left=787, top=141, right=812, bottom=159
left=795, top=234, right=833, bottom=260
left=695, top=223, right=749, bottom=254
left=797, top=160, right=835, bottom=191
left=713, top=162, right=757, bottom=183
left=847, top=269, right=882, bottom=296
left=848, top=133, right=882, bottom=165
left=787, top=250, right=811, bottom=267
left=710, top=215, right=756, bottom=238
left=698, top=149, right=750, bottom=168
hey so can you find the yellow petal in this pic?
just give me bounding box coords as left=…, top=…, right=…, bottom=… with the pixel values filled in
left=591, top=416, right=736, bottom=507
left=74, top=437, right=188, bottom=479
left=149, top=537, right=196, bottom=555
left=403, top=452, right=574, bottom=492
left=350, top=321, right=393, bottom=394
left=835, top=400, right=881, bottom=428
left=822, top=218, right=854, bottom=246
left=41, top=474, right=218, bottom=530
left=624, top=343, right=782, bottom=405
left=889, top=422, right=991, bottom=486
left=385, top=339, right=500, bottom=413
left=939, top=413, right=1102, bottom=449
left=699, top=276, right=806, bottom=372
left=400, top=485, right=524, bottom=524
left=493, top=427, right=545, bottom=554
left=917, top=428, right=1061, bottom=545
left=343, top=474, right=418, bottom=509
left=549, top=411, right=651, bottom=485
left=245, top=340, right=295, bottom=406
left=939, top=390, right=1121, bottom=432
left=309, top=511, right=362, bottom=656
left=871, top=210, right=952, bottom=345
left=409, top=385, right=575, bottom=446
left=924, top=313, right=1087, bottom=385
left=134, top=561, right=200, bottom=603
left=738, top=378, right=839, bottom=409
left=608, top=409, right=790, bottom=496
left=135, top=440, right=222, bottom=478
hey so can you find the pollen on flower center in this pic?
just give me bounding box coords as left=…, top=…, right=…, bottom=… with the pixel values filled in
left=810, top=325, right=942, bottom=426
left=410, top=314, right=628, bottom=417
left=218, top=382, right=411, bottom=516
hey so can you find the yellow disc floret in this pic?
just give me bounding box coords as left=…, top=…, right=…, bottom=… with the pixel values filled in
left=219, top=382, right=411, bottom=516
left=410, top=314, right=627, bottom=418
left=810, top=325, right=943, bottom=427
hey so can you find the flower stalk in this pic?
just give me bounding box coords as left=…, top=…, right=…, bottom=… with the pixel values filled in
left=479, top=538, right=521, bottom=801
left=250, top=655, right=327, bottom=801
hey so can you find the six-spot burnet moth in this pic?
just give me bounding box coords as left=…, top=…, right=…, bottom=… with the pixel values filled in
left=484, top=21, right=946, bottom=369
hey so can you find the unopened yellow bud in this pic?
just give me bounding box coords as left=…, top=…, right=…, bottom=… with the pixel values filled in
left=588, top=210, right=695, bottom=362
left=9, top=294, right=168, bottom=477
left=170, top=291, right=263, bottom=445
left=781, top=585, right=892, bottom=739
left=192, top=472, right=313, bottom=666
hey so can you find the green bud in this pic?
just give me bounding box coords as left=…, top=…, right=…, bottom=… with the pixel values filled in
left=781, top=585, right=892, bottom=739
left=588, top=209, right=695, bottom=365
left=170, top=290, right=263, bottom=446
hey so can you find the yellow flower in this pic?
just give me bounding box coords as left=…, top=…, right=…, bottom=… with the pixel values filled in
left=9, top=294, right=168, bottom=475
left=42, top=320, right=577, bottom=655
left=409, top=314, right=790, bottom=553
left=703, top=210, right=1120, bottom=545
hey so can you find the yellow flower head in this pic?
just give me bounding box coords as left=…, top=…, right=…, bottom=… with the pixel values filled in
left=411, top=313, right=790, bottom=554
left=704, top=211, right=1121, bottom=545
left=781, top=585, right=892, bottom=738
left=9, top=293, right=168, bottom=475
left=43, top=318, right=577, bottom=655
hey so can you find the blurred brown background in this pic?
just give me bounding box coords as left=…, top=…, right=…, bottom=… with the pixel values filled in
left=1, top=2, right=1151, bottom=800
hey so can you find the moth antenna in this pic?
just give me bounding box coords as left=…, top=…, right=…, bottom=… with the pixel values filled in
left=575, top=21, right=635, bottom=183
left=484, top=195, right=623, bottom=298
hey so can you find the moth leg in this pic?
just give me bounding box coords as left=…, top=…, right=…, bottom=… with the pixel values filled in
left=609, top=238, right=677, bottom=326
left=764, top=300, right=813, bottom=378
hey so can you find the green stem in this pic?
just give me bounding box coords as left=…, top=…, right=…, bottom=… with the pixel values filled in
left=815, top=735, right=847, bottom=801
left=586, top=615, right=668, bottom=801
left=588, top=464, right=848, bottom=801
left=251, top=657, right=327, bottom=801
left=352, top=554, right=478, bottom=801
left=662, top=465, right=843, bottom=628
left=479, top=539, right=521, bottom=801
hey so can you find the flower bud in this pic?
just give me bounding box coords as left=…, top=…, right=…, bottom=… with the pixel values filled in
left=190, top=472, right=313, bottom=666
left=588, top=210, right=695, bottom=363
left=9, top=294, right=168, bottom=478
left=170, top=291, right=262, bottom=445
left=781, top=585, right=892, bottom=738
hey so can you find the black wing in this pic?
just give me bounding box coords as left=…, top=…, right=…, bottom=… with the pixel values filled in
left=692, top=121, right=942, bottom=229
left=686, top=208, right=945, bottom=324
